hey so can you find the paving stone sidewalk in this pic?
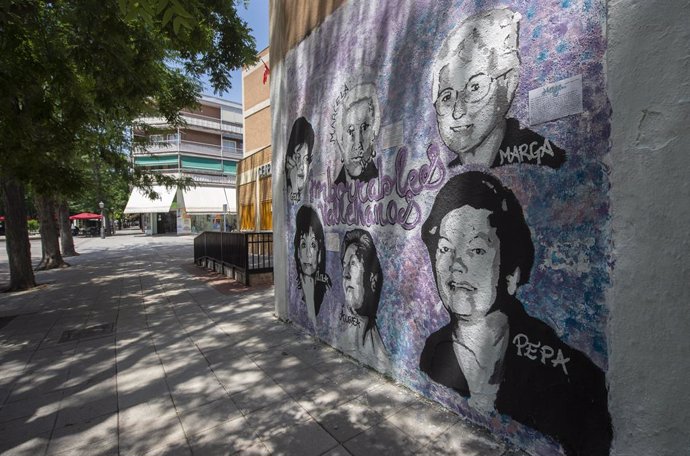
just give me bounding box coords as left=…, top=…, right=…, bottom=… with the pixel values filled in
left=0, top=230, right=519, bottom=455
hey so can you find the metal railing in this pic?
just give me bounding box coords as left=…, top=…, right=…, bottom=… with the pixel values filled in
left=138, top=140, right=242, bottom=159
left=137, top=115, right=243, bottom=135
left=179, top=172, right=237, bottom=186
left=193, top=231, right=273, bottom=285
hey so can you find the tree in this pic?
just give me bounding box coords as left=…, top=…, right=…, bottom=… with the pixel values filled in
left=0, top=179, right=36, bottom=290
left=34, top=192, right=66, bottom=270
left=57, top=199, right=78, bottom=257
left=0, top=0, right=257, bottom=290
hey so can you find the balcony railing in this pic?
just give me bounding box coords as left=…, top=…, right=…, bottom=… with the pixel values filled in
left=180, top=172, right=237, bottom=186
left=137, top=114, right=243, bottom=135
left=129, top=167, right=237, bottom=186
left=136, top=139, right=243, bottom=160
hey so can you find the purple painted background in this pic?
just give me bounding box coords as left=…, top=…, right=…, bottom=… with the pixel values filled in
left=281, top=1, right=609, bottom=453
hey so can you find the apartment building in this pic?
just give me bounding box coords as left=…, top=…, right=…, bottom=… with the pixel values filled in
left=124, top=95, right=243, bottom=234
left=237, top=47, right=273, bottom=232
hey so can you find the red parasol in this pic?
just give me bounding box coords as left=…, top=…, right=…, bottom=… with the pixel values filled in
left=69, top=212, right=103, bottom=220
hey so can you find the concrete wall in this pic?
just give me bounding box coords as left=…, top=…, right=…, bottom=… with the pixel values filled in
left=269, top=0, right=346, bottom=68
left=607, top=1, right=690, bottom=455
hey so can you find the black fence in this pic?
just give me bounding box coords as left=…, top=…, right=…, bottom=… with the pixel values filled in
left=193, top=231, right=273, bottom=284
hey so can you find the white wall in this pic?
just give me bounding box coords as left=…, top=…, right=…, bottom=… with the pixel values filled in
left=608, top=1, right=690, bottom=454
left=270, top=56, right=289, bottom=320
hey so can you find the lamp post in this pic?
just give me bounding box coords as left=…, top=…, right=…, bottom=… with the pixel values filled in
left=99, top=201, right=105, bottom=239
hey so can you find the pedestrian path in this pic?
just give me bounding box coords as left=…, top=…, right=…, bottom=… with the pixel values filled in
left=0, top=231, right=520, bottom=455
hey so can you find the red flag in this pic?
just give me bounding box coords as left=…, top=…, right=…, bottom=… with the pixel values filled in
left=262, top=60, right=270, bottom=85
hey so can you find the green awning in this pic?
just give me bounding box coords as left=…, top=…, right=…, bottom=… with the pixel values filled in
left=134, top=155, right=178, bottom=166
left=181, top=155, right=222, bottom=171
left=223, top=161, right=237, bottom=174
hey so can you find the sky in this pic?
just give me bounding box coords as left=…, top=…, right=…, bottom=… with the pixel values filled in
left=201, top=0, right=270, bottom=104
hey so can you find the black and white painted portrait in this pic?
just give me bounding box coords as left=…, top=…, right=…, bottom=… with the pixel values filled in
left=332, top=83, right=381, bottom=184
left=419, top=171, right=611, bottom=455
left=431, top=8, right=565, bottom=169
left=337, top=229, right=389, bottom=369
left=294, top=205, right=331, bottom=327
left=285, top=117, right=314, bottom=203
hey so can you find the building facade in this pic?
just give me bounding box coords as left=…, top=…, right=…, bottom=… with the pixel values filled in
left=125, top=95, right=243, bottom=234
left=237, top=47, right=273, bottom=232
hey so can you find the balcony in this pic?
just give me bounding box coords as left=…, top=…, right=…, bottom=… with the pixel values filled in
left=137, top=139, right=243, bottom=161
left=180, top=171, right=237, bottom=186
left=137, top=113, right=243, bottom=136
left=136, top=169, right=237, bottom=186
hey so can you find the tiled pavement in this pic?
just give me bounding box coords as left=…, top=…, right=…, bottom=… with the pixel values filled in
left=0, top=230, right=520, bottom=456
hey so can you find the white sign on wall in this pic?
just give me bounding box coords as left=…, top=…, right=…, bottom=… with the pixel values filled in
left=529, top=74, right=584, bottom=125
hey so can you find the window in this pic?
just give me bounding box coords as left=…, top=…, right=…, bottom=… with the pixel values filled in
left=260, top=200, right=272, bottom=231
left=150, top=133, right=179, bottom=144
left=240, top=204, right=255, bottom=231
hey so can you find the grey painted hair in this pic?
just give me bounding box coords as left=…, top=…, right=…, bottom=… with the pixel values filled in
left=334, top=83, right=381, bottom=148
left=340, top=228, right=383, bottom=333
left=431, top=8, right=521, bottom=102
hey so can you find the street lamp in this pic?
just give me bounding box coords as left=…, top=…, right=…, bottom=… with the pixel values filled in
left=99, top=201, right=105, bottom=239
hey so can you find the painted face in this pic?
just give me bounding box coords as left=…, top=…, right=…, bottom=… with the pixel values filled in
left=435, top=206, right=501, bottom=320
left=298, top=227, right=320, bottom=276
left=341, top=99, right=376, bottom=178
left=288, top=143, right=310, bottom=199
left=342, top=244, right=365, bottom=312
left=434, top=53, right=515, bottom=164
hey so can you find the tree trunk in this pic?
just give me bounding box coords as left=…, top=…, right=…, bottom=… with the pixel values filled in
left=1, top=179, right=37, bottom=291
left=57, top=199, right=78, bottom=257
left=34, top=193, right=68, bottom=270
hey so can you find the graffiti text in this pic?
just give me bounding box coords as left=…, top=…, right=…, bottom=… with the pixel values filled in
left=498, top=139, right=555, bottom=166
left=339, top=309, right=361, bottom=327
left=512, top=333, right=570, bottom=375
left=310, top=144, right=446, bottom=230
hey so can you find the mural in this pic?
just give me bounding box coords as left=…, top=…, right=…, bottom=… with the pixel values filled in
left=419, top=171, right=610, bottom=455
left=281, top=1, right=611, bottom=454
left=293, top=205, right=331, bottom=327
left=337, top=228, right=391, bottom=372
left=431, top=9, right=566, bottom=169
left=285, top=117, right=314, bottom=203
left=332, top=83, right=381, bottom=184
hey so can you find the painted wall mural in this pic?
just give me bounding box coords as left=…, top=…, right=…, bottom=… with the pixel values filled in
left=280, top=1, right=611, bottom=454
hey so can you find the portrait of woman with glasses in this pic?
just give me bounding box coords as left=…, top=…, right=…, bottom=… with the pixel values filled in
left=431, top=8, right=565, bottom=169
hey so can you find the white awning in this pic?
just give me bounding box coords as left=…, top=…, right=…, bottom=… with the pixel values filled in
left=182, top=186, right=236, bottom=213
left=123, top=186, right=177, bottom=214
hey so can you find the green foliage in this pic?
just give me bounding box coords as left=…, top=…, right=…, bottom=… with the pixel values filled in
left=0, top=0, right=256, bottom=286
left=0, top=0, right=257, bottom=194
left=27, top=219, right=39, bottom=233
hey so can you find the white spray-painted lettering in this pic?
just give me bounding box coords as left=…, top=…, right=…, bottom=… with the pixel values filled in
left=512, top=333, right=570, bottom=375
left=498, top=139, right=555, bottom=166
